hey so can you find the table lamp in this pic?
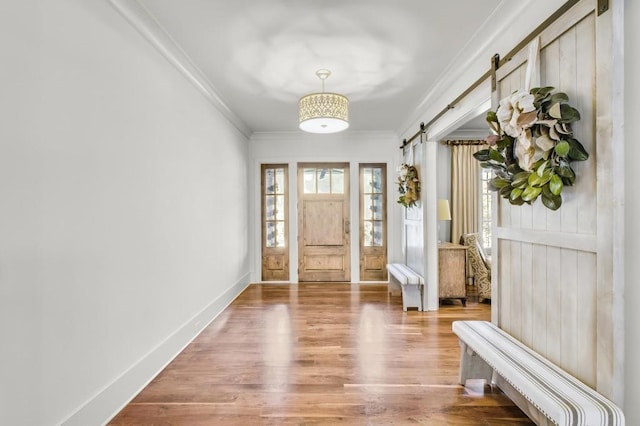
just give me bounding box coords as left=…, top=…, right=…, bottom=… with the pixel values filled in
left=437, top=199, right=451, bottom=243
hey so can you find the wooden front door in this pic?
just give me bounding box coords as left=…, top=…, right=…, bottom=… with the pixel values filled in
left=298, top=164, right=350, bottom=282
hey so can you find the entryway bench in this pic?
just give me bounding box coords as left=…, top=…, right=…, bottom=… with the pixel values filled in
left=387, top=263, right=424, bottom=311
left=452, top=321, right=625, bottom=426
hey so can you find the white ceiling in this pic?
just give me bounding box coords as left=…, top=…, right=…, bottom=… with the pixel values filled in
left=135, top=0, right=509, bottom=134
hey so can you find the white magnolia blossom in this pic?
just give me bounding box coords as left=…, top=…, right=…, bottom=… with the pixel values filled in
left=496, top=89, right=538, bottom=138
left=397, top=164, right=409, bottom=179
left=515, top=129, right=556, bottom=171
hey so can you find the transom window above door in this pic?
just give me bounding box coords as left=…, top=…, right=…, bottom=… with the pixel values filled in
left=303, top=167, right=345, bottom=194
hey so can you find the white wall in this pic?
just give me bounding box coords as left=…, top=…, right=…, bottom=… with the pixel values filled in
left=249, top=131, right=398, bottom=283
left=624, top=0, right=639, bottom=422
left=0, top=1, right=250, bottom=425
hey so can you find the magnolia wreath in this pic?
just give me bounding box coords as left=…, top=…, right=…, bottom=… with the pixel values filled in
left=474, top=86, right=589, bottom=211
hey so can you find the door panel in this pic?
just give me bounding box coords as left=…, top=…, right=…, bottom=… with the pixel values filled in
left=303, top=200, right=344, bottom=245
left=298, top=163, right=350, bottom=282
left=363, top=255, right=384, bottom=271
left=303, top=254, right=344, bottom=270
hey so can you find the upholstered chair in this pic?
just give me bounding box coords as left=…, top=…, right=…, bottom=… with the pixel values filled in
left=460, top=233, right=491, bottom=301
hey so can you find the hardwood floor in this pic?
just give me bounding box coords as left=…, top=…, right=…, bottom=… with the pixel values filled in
left=109, top=284, right=532, bottom=425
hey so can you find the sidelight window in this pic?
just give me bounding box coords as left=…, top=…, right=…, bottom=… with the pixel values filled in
left=360, top=164, right=387, bottom=281
left=261, top=164, right=289, bottom=281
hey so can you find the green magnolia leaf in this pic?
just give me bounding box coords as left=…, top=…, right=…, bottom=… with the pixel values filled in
left=567, top=138, right=589, bottom=161
left=532, top=86, right=555, bottom=97
left=486, top=111, right=498, bottom=123
left=495, top=170, right=510, bottom=180
left=497, top=136, right=513, bottom=150
left=527, top=169, right=553, bottom=187
left=562, top=174, right=576, bottom=186
left=557, top=160, right=576, bottom=179
left=489, top=148, right=505, bottom=163
left=528, top=170, right=551, bottom=187
left=512, top=171, right=530, bottom=188
left=507, top=163, right=523, bottom=174
left=559, top=104, right=581, bottom=122
left=489, top=177, right=510, bottom=190
left=549, top=92, right=569, bottom=104
left=537, top=160, right=549, bottom=177
left=541, top=192, right=562, bottom=210
left=481, top=162, right=506, bottom=171
left=499, top=185, right=513, bottom=198
left=510, top=188, right=523, bottom=201
left=549, top=174, right=563, bottom=195
left=521, top=185, right=543, bottom=202
left=509, top=197, right=526, bottom=206
left=542, top=184, right=554, bottom=198
left=473, top=149, right=491, bottom=161
left=555, top=141, right=571, bottom=157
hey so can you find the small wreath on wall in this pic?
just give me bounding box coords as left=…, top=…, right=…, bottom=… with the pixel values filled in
left=474, top=86, right=589, bottom=211
left=397, top=163, right=421, bottom=208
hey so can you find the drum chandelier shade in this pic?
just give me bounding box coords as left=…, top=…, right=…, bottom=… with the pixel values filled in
left=299, top=69, right=349, bottom=134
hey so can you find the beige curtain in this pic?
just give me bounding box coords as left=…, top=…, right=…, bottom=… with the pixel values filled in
left=450, top=143, right=482, bottom=244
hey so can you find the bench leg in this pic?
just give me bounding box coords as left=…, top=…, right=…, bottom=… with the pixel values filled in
left=458, top=340, right=493, bottom=385
left=401, top=284, right=422, bottom=311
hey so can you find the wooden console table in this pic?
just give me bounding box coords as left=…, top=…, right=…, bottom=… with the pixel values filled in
left=438, top=242, right=467, bottom=306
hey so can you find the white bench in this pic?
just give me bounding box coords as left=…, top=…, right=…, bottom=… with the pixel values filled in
left=452, top=320, right=625, bottom=426
left=387, top=263, right=424, bottom=311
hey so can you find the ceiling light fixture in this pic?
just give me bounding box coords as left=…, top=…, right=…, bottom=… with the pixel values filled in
left=299, top=69, right=349, bottom=134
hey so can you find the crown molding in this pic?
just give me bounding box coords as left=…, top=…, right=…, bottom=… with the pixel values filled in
left=397, top=0, right=530, bottom=137
left=108, top=0, right=252, bottom=139
left=397, top=0, right=563, bottom=139
left=250, top=130, right=398, bottom=143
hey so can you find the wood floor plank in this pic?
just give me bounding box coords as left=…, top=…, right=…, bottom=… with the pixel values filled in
left=109, top=284, right=531, bottom=425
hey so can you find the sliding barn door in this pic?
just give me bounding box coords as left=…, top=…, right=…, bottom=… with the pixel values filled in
left=492, top=0, right=622, bottom=402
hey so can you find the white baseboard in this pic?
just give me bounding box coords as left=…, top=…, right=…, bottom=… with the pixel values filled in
left=61, top=273, right=251, bottom=426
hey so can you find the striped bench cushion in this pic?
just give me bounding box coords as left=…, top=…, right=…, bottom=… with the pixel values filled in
left=452, top=321, right=624, bottom=426
left=387, top=263, right=423, bottom=285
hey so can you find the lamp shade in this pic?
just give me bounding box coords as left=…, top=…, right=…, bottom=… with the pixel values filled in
left=299, top=69, right=349, bottom=134
left=437, top=199, right=452, bottom=221
left=299, top=92, right=349, bottom=133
